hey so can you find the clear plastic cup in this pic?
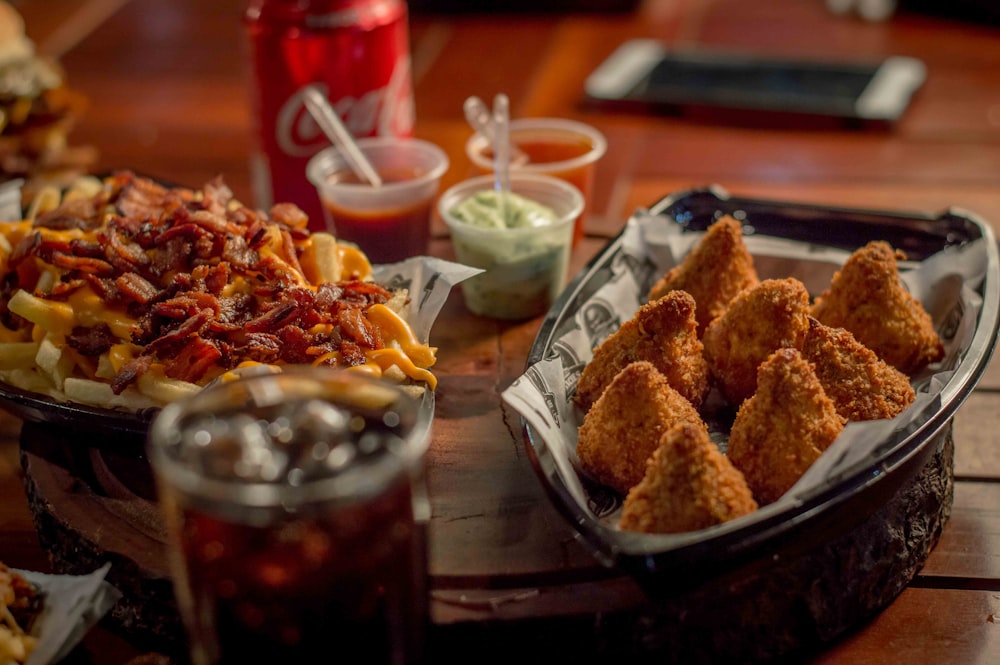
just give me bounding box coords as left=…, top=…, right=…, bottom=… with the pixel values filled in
left=464, top=118, right=606, bottom=247
left=438, top=173, right=583, bottom=320
left=306, top=137, right=449, bottom=264
left=148, top=368, right=431, bottom=665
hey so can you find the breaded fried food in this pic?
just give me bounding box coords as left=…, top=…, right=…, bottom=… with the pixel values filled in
left=728, top=348, right=846, bottom=505
left=619, top=422, right=758, bottom=534
left=648, top=216, right=760, bottom=335
left=810, top=240, right=944, bottom=375
left=802, top=317, right=915, bottom=421
left=702, top=277, right=811, bottom=405
left=574, top=290, right=708, bottom=412
left=577, top=361, right=709, bottom=495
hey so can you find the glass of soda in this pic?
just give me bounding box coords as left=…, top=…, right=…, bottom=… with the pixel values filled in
left=148, top=367, right=431, bottom=665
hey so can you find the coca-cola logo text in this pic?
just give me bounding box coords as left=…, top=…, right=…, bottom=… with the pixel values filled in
left=275, top=55, right=414, bottom=157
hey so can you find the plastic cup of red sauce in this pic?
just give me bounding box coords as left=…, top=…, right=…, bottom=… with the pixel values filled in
left=307, top=137, right=449, bottom=264
left=464, top=118, right=606, bottom=247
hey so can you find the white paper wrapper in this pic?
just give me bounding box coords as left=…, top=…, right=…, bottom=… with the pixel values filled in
left=502, top=209, right=988, bottom=533
left=372, top=256, right=482, bottom=344
left=14, top=563, right=120, bottom=665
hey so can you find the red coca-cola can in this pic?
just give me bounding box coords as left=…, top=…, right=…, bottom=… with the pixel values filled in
left=244, top=0, right=415, bottom=230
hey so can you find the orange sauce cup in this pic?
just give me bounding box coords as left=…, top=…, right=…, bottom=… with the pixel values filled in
left=465, top=118, right=606, bottom=247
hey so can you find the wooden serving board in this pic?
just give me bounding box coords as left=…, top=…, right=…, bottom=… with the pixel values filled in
left=19, top=423, right=183, bottom=650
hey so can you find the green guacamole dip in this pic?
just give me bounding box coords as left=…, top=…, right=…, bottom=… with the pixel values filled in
left=448, top=190, right=558, bottom=230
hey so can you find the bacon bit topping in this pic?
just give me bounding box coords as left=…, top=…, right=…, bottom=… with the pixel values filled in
left=81, top=273, right=122, bottom=304
left=166, top=336, right=223, bottom=383
left=67, top=323, right=115, bottom=356
left=50, top=251, right=115, bottom=277
left=3, top=172, right=402, bottom=394
left=111, top=354, right=153, bottom=394
left=116, top=272, right=158, bottom=305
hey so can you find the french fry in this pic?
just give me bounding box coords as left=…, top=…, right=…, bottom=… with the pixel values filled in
left=301, top=231, right=342, bottom=284
left=0, top=558, right=40, bottom=664
left=24, top=184, right=61, bottom=221
left=7, top=290, right=73, bottom=334
left=64, top=377, right=161, bottom=411
left=35, top=334, right=74, bottom=390
left=34, top=336, right=62, bottom=375
left=62, top=175, right=103, bottom=202
left=95, top=353, right=116, bottom=380
left=0, top=341, right=39, bottom=370
left=0, top=368, right=57, bottom=394
left=384, top=289, right=409, bottom=315
left=136, top=367, right=201, bottom=404
left=34, top=267, right=57, bottom=294
left=62, top=377, right=116, bottom=406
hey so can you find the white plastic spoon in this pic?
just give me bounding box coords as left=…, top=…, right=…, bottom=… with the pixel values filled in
left=301, top=85, right=383, bottom=187
left=463, top=95, right=529, bottom=167
left=492, top=93, right=512, bottom=226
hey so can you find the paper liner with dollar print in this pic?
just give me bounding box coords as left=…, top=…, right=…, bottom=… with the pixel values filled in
left=503, top=208, right=988, bottom=535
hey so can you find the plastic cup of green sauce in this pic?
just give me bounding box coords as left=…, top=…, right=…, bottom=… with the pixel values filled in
left=437, top=173, right=583, bottom=320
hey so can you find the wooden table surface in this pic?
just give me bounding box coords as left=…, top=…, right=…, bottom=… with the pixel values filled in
left=2, top=0, right=1000, bottom=663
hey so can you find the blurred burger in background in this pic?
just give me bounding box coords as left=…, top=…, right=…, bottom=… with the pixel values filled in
left=0, top=0, right=95, bottom=199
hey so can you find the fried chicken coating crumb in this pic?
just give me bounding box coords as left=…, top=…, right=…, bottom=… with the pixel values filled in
left=648, top=216, right=760, bottom=335
left=810, top=240, right=944, bottom=375
left=702, top=277, right=811, bottom=406
left=802, top=317, right=915, bottom=422
left=619, top=422, right=758, bottom=534
left=727, top=348, right=846, bottom=506
left=577, top=361, right=708, bottom=495
left=574, top=290, right=708, bottom=412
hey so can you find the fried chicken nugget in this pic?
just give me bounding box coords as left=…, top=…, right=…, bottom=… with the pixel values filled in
left=577, top=361, right=708, bottom=495
left=810, top=240, right=944, bottom=375
left=727, top=348, right=846, bottom=505
left=619, top=422, right=758, bottom=534
left=702, top=277, right=811, bottom=406
left=574, top=290, right=708, bottom=412
left=802, top=317, right=915, bottom=422
left=648, top=216, right=760, bottom=335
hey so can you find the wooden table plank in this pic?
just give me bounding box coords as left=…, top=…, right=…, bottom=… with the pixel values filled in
left=813, top=587, right=1000, bottom=665
left=954, top=392, right=1000, bottom=479
left=2, top=1, right=1000, bottom=663
left=919, top=481, right=1000, bottom=582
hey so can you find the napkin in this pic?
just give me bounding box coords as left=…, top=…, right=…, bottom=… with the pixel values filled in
left=15, top=564, right=120, bottom=665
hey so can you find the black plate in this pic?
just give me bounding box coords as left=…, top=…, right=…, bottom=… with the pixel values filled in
left=519, top=185, right=1000, bottom=596
left=0, top=381, right=157, bottom=440
left=0, top=173, right=443, bottom=446
left=0, top=373, right=437, bottom=448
